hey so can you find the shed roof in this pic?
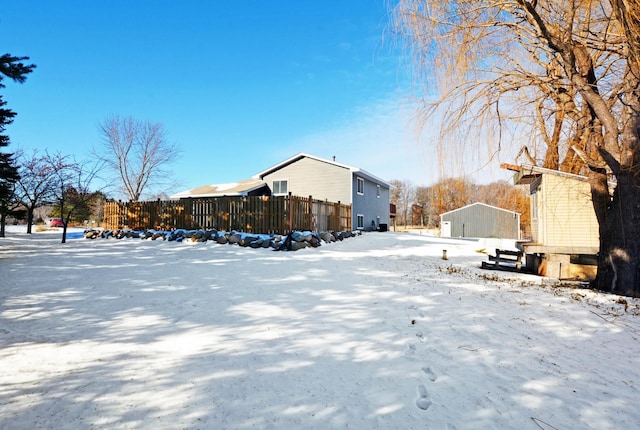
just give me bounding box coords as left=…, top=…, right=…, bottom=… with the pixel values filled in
left=502, top=163, right=589, bottom=185
left=440, top=202, right=519, bottom=218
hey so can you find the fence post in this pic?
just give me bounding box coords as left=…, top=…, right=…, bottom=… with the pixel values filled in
left=288, top=192, right=293, bottom=232
left=308, top=195, right=313, bottom=232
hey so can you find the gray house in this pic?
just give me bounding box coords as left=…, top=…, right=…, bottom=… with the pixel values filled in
left=255, top=153, right=392, bottom=231
left=440, top=202, right=521, bottom=239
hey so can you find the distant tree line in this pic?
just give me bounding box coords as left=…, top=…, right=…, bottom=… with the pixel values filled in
left=390, top=178, right=530, bottom=236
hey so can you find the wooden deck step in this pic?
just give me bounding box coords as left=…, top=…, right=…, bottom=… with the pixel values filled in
left=482, top=249, right=523, bottom=271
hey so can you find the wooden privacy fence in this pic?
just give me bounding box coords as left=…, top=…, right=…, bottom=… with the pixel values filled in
left=103, top=194, right=351, bottom=234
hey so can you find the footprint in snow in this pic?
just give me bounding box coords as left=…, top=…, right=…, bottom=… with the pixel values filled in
left=416, top=384, right=432, bottom=410
left=405, top=343, right=417, bottom=356
left=421, top=366, right=437, bottom=382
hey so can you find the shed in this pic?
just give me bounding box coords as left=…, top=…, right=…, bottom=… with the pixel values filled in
left=512, top=164, right=599, bottom=252
left=505, top=163, right=602, bottom=280
left=440, top=202, right=520, bottom=239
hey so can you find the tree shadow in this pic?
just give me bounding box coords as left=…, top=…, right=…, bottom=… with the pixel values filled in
left=1, top=233, right=638, bottom=428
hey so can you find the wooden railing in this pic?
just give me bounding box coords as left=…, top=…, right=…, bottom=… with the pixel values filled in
left=103, top=194, right=351, bottom=233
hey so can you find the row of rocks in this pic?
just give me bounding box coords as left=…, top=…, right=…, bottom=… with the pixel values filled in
left=84, top=228, right=361, bottom=251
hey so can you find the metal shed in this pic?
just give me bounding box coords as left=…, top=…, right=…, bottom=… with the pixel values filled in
left=440, top=202, right=520, bottom=239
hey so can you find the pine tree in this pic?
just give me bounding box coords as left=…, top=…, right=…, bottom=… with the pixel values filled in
left=0, top=53, right=36, bottom=232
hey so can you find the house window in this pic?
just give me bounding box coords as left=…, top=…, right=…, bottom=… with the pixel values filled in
left=376, top=184, right=380, bottom=198
left=357, top=177, right=364, bottom=195
left=273, top=180, right=288, bottom=195
left=357, top=214, right=364, bottom=229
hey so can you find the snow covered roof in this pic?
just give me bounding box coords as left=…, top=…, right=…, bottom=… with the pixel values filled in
left=170, top=178, right=267, bottom=199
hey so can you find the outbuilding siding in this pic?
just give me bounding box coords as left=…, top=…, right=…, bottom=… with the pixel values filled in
left=441, top=203, right=520, bottom=239
left=532, top=174, right=598, bottom=248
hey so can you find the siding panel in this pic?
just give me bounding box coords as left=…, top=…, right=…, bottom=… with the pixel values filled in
left=538, top=175, right=599, bottom=248
left=441, top=203, right=520, bottom=239
left=262, top=157, right=352, bottom=204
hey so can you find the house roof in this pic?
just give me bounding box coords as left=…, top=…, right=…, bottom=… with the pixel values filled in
left=440, top=202, right=519, bottom=217
left=170, top=178, right=267, bottom=199
left=253, top=153, right=392, bottom=188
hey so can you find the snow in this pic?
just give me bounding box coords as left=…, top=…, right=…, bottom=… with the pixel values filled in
left=215, top=182, right=240, bottom=191
left=1, top=225, right=639, bottom=429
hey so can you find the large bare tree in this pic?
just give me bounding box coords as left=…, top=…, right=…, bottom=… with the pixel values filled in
left=15, top=150, right=59, bottom=233
left=392, top=0, right=640, bottom=297
left=97, top=115, right=179, bottom=202
left=390, top=179, right=416, bottom=227
left=44, top=153, right=104, bottom=243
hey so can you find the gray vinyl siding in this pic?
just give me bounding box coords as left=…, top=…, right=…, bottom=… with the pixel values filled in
left=262, top=157, right=352, bottom=204
left=441, top=203, right=520, bottom=239
left=352, top=175, right=390, bottom=230
left=260, top=155, right=391, bottom=231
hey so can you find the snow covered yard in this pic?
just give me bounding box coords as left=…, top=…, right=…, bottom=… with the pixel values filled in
left=1, top=227, right=639, bottom=429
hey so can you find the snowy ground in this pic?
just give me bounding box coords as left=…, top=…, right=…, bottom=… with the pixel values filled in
left=1, top=226, right=639, bottom=429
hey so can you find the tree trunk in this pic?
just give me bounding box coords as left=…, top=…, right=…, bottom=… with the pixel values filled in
left=0, top=212, right=6, bottom=238
left=26, top=206, right=34, bottom=234
left=594, top=173, right=640, bottom=297
left=594, top=52, right=640, bottom=297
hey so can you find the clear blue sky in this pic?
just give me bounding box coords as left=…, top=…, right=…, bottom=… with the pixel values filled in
left=2, top=1, right=444, bottom=198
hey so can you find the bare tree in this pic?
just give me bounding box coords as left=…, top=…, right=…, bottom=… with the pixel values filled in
left=433, top=177, right=474, bottom=216
left=44, top=152, right=104, bottom=243
left=413, top=186, right=437, bottom=228
left=97, top=115, right=179, bottom=201
left=390, top=179, right=416, bottom=227
left=15, top=150, right=59, bottom=233
left=392, top=0, right=640, bottom=296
